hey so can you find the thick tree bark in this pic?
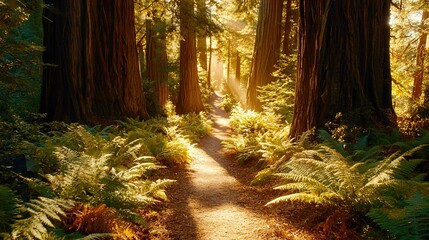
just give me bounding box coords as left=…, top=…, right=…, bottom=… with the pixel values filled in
left=412, top=10, right=429, bottom=102
left=41, top=0, right=88, bottom=122
left=208, top=25, right=213, bottom=89
left=282, top=0, right=293, bottom=55
left=290, top=0, right=395, bottom=139
left=41, top=0, right=148, bottom=123
left=235, top=52, right=241, bottom=82
left=246, top=0, right=284, bottom=111
left=197, top=0, right=208, bottom=71
left=176, top=0, right=205, bottom=114
left=146, top=19, right=169, bottom=114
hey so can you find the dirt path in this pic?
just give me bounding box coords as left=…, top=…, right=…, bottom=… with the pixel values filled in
left=154, top=93, right=317, bottom=240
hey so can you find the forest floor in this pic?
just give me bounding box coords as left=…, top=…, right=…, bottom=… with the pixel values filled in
left=149, top=93, right=320, bottom=240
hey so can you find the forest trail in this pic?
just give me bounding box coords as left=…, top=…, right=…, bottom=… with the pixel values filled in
left=155, top=92, right=316, bottom=240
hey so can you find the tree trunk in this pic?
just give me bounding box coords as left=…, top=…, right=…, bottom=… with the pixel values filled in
left=412, top=10, right=429, bottom=102
left=197, top=0, right=208, bottom=71
left=41, top=0, right=148, bottom=123
left=282, top=0, right=293, bottom=55
left=246, top=0, right=284, bottom=111
left=235, top=52, right=241, bottom=82
left=208, top=19, right=213, bottom=89
left=290, top=0, right=395, bottom=139
left=146, top=18, right=169, bottom=115
left=176, top=0, right=205, bottom=114
left=41, top=0, right=89, bottom=122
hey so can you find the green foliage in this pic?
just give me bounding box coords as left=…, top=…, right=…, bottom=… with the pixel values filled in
left=267, top=143, right=427, bottom=207
left=258, top=54, right=297, bottom=122
left=224, top=106, right=289, bottom=166
left=219, top=92, right=238, bottom=113
left=167, top=112, right=212, bottom=142
left=368, top=193, right=429, bottom=240
left=0, top=110, right=211, bottom=238
left=0, top=186, right=19, bottom=233
left=0, top=0, right=43, bottom=118
left=261, top=128, right=429, bottom=239
left=10, top=197, right=74, bottom=240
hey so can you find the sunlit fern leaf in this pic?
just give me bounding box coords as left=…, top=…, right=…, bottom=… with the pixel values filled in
left=364, top=145, right=428, bottom=188
left=252, top=168, right=275, bottom=185
left=115, top=162, right=163, bottom=181
left=11, top=197, right=74, bottom=240
left=266, top=192, right=335, bottom=206
left=368, top=193, right=429, bottom=240
left=142, top=179, right=176, bottom=201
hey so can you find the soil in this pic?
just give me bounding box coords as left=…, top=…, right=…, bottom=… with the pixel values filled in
left=150, top=93, right=320, bottom=240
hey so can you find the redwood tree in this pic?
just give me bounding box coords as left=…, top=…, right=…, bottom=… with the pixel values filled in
left=145, top=18, right=169, bottom=114
left=176, top=0, right=205, bottom=114
left=412, top=9, right=429, bottom=102
left=246, top=0, right=284, bottom=110
left=197, top=0, right=208, bottom=71
left=290, top=0, right=395, bottom=139
left=41, top=0, right=147, bottom=123
left=282, top=0, right=293, bottom=55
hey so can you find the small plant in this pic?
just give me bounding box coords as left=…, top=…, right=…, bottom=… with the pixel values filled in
left=10, top=197, right=74, bottom=239
left=219, top=92, right=238, bottom=113
left=0, top=186, right=19, bottom=233
left=368, top=193, right=429, bottom=240
left=264, top=129, right=429, bottom=239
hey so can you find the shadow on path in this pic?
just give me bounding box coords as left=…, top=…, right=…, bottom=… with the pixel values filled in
left=158, top=92, right=316, bottom=240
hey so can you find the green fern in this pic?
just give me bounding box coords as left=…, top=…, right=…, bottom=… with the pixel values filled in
left=368, top=193, right=429, bottom=240
left=267, top=144, right=428, bottom=213
left=0, top=185, right=19, bottom=233
left=11, top=197, right=74, bottom=240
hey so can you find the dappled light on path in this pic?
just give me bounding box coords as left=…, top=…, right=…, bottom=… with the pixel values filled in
left=188, top=145, right=271, bottom=239
left=160, top=93, right=316, bottom=240
left=184, top=93, right=270, bottom=239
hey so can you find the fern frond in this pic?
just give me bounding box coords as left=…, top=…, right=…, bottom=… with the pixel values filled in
left=0, top=185, right=19, bottom=233
left=266, top=192, right=335, bottom=206
left=318, top=130, right=347, bottom=156
left=349, top=145, right=381, bottom=162
left=365, top=145, right=428, bottom=187
left=115, top=162, right=163, bottom=181
left=368, top=193, right=429, bottom=240
left=142, top=179, right=176, bottom=201
left=11, top=197, right=74, bottom=240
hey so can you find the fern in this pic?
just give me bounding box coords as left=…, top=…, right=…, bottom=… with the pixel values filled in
left=268, top=144, right=428, bottom=213
left=0, top=185, right=19, bottom=233
left=11, top=197, right=74, bottom=240
left=368, top=193, right=429, bottom=240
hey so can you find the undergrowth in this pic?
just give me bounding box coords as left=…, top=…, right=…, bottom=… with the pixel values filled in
left=260, top=130, right=429, bottom=239
left=222, top=106, right=285, bottom=166
left=0, top=110, right=211, bottom=239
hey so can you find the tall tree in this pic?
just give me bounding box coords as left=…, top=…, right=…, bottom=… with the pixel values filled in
left=246, top=0, right=283, bottom=110
left=145, top=18, right=169, bottom=115
left=41, top=0, right=147, bottom=123
left=412, top=9, right=429, bottom=102
left=282, top=0, right=293, bottom=55
left=197, top=0, right=208, bottom=71
left=290, top=0, right=395, bottom=139
left=176, top=0, right=205, bottom=114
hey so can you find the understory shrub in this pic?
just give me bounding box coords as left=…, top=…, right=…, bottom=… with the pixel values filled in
left=223, top=106, right=285, bottom=166
left=263, top=130, right=429, bottom=239
left=0, top=111, right=211, bottom=239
